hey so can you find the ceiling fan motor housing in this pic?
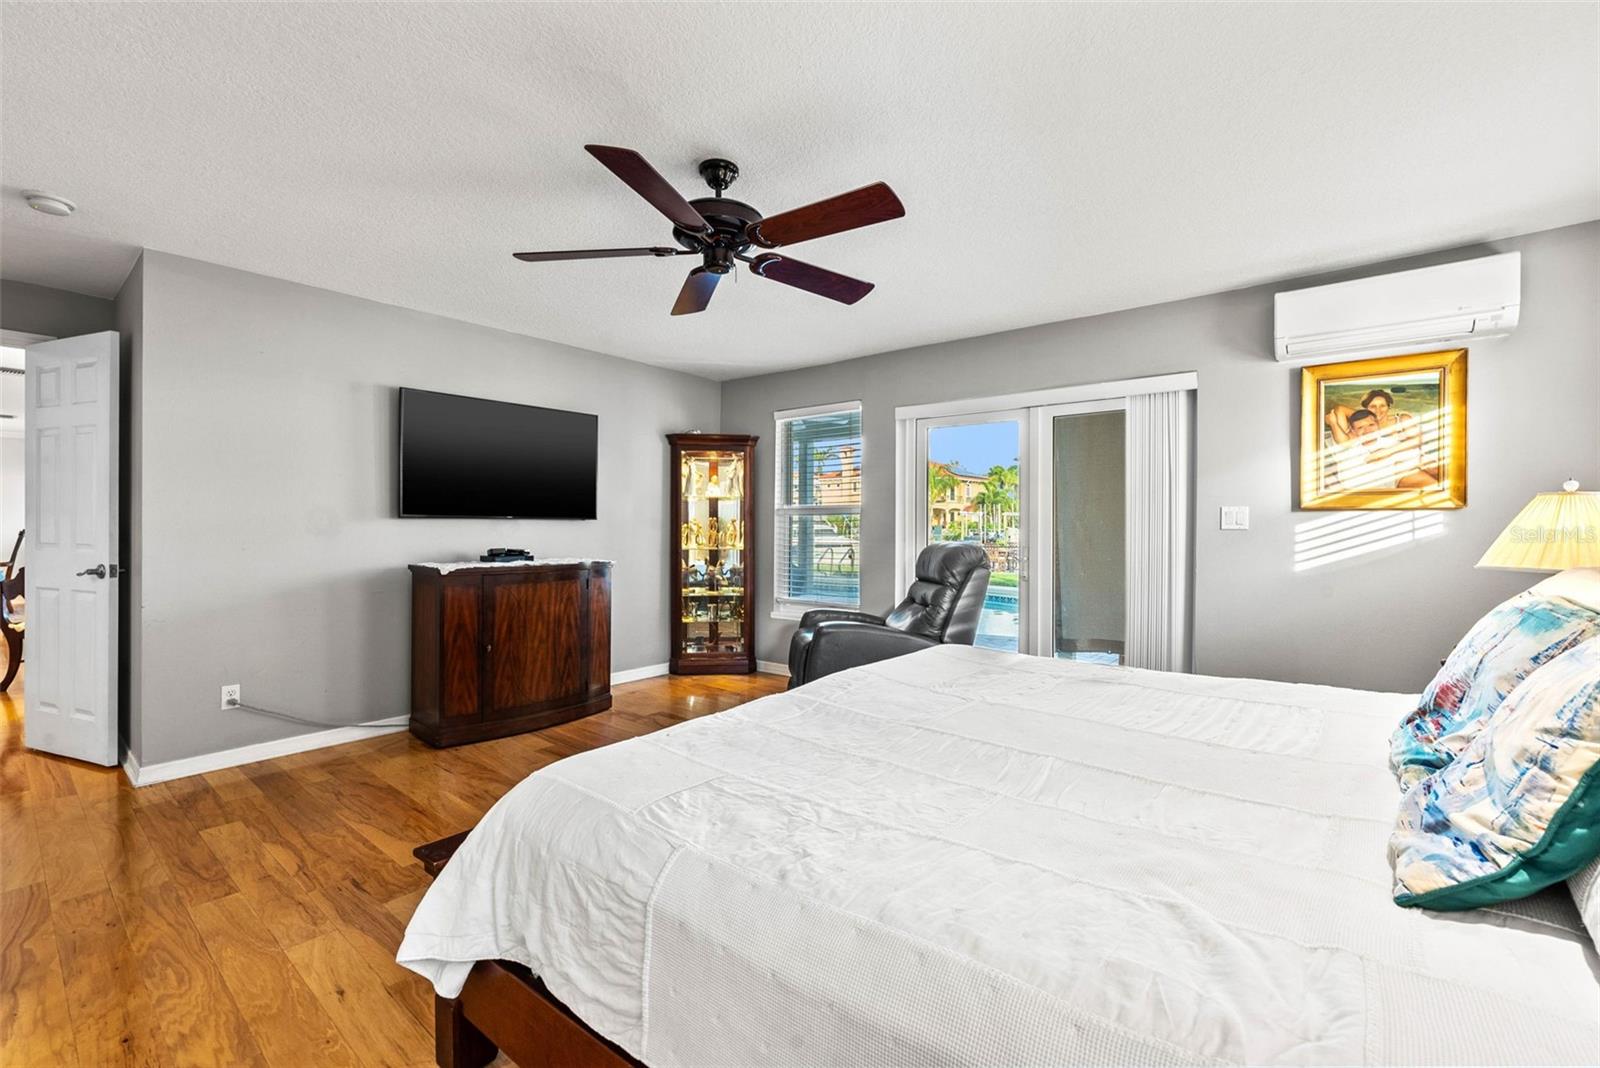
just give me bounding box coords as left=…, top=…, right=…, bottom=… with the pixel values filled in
left=673, top=198, right=762, bottom=266
left=669, top=158, right=762, bottom=272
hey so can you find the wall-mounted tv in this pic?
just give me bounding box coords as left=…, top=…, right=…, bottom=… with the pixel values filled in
left=398, top=387, right=597, bottom=519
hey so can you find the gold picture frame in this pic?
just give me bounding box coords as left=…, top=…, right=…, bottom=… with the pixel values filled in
left=1299, top=349, right=1467, bottom=510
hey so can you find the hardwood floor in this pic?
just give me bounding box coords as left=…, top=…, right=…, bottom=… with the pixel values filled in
left=0, top=668, right=786, bottom=1067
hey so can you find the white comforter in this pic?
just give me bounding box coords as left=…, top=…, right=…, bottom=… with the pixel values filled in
left=398, top=646, right=1600, bottom=1066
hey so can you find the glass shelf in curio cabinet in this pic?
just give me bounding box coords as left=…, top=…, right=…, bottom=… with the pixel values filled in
left=667, top=433, right=758, bottom=674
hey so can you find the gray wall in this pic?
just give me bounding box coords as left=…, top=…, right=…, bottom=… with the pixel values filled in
left=130, top=251, right=719, bottom=766
left=721, top=221, right=1600, bottom=692
left=0, top=278, right=115, bottom=338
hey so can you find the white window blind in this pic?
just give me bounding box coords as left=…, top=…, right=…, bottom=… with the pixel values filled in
left=774, top=403, right=862, bottom=614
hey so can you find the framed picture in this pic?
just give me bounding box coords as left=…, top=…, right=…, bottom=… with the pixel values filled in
left=1299, top=349, right=1467, bottom=510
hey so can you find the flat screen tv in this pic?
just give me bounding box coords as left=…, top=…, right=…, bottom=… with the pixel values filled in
left=398, top=388, right=597, bottom=519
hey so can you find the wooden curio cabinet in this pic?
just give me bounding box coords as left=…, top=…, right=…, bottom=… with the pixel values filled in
left=668, top=433, right=757, bottom=674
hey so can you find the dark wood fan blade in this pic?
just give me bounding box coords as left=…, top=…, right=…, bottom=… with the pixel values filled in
left=513, top=247, right=686, bottom=262
left=671, top=267, right=720, bottom=316
left=747, top=253, right=874, bottom=305
left=585, top=145, right=711, bottom=235
left=747, top=182, right=904, bottom=249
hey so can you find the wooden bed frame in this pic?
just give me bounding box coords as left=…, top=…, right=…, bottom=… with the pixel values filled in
left=414, top=832, right=643, bottom=1068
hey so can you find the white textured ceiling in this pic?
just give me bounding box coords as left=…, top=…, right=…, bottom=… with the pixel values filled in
left=2, top=2, right=1596, bottom=380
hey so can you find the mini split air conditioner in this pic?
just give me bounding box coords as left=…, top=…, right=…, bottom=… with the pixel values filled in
left=1273, top=252, right=1520, bottom=364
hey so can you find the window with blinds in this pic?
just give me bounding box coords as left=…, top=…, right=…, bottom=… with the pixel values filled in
left=774, top=402, right=862, bottom=614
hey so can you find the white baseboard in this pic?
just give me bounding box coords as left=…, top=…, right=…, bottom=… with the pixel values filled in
left=122, top=715, right=410, bottom=788
left=120, top=748, right=142, bottom=786
left=616, top=661, right=788, bottom=680
left=121, top=662, right=783, bottom=788
left=611, top=662, right=669, bottom=685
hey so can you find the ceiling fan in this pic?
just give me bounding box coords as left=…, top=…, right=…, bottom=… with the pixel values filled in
left=514, top=146, right=905, bottom=315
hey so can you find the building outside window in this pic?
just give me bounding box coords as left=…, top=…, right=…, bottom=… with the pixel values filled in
left=774, top=403, right=862, bottom=615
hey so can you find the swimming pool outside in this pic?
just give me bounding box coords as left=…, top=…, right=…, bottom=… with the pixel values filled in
left=977, top=584, right=1019, bottom=651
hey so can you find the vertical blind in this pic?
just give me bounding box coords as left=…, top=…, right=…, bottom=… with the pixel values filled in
left=1125, top=389, right=1192, bottom=672
left=775, top=403, right=862, bottom=612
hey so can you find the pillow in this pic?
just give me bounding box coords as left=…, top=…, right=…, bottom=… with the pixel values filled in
left=1531, top=566, right=1600, bottom=613
left=1531, top=570, right=1600, bottom=936
left=1571, top=856, right=1599, bottom=938
left=1389, top=637, right=1600, bottom=910
left=1389, top=590, right=1600, bottom=790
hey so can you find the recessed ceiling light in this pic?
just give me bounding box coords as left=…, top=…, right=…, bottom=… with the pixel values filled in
left=23, top=191, right=76, bottom=217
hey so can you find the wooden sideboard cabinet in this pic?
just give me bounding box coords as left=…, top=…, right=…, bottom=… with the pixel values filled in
left=409, top=560, right=612, bottom=747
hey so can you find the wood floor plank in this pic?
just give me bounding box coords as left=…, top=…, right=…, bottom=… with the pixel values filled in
left=243, top=764, right=423, bottom=901
left=160, top=774, right=235, bottom=832
left=23, top=749, right=79, bottom=799
left=0, top=686, right=25, bottom=799
left=308, top=759, right=454, bottom=869
left=286, top=931, right=433, bottom=1068
left=51, top=887, right=165, bottom=1068
left=313, top=875, right=435, bottom=1028
left=384, top=886, right=427, bottom=926
left=200, top=764, right=268, bottom=803
left=32, top=792, right=112, bottom=903
left=134, top=799, right=238, bottom=907
left=0, top=791, right=43, bottom=892
left=0, top=883, right=81, bottom=1067
left=81, top=793, right=174, bottom=913
left=64, top=758, right=126, bottom=803
left=188, top=894, right=361, bottom=1068
left=367, top=753, right=494, bottom=830
left=199, top=821, right=332, bottom=949
left=0, top=669, right=786, bottom=1068
left=214, top=790, right=327, bottom=893
left=116, top=879, right=269, bottom=1068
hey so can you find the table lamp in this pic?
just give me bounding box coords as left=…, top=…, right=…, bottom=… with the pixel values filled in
left=1476, top=480, right=1600, bottom=571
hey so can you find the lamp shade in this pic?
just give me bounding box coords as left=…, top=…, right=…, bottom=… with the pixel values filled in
left=1477, top=481, right=1600, bottom=571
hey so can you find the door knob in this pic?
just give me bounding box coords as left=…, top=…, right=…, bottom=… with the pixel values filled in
left=76, top=564, right=107, bottom=579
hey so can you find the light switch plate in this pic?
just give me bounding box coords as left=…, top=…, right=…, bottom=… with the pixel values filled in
left=1220, top=506, right=1250, bottom=530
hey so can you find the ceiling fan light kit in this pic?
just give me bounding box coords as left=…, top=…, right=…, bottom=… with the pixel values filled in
left=514, top=145, right=905, bottom=315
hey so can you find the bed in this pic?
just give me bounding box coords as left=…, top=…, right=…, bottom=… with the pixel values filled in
left=399, top=645, right=1600, bottom=1066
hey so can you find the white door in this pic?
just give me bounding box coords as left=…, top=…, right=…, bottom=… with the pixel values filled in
left=25, top=331, right=119, bottom=765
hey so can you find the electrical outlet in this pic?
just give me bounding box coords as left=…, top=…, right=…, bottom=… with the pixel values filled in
left=220, top=684, right=241, bottom=710
left=1220, top=506, right=1250, bottom=531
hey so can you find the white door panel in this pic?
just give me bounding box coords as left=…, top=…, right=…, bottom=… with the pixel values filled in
left=25, top=331, right=118, bottom=765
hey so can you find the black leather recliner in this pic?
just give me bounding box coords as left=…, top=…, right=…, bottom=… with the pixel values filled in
left=787, top=542, right=992, bottom=688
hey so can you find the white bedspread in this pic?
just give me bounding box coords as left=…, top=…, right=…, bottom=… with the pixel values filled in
left=398, top=646, right=1600, bottom=1066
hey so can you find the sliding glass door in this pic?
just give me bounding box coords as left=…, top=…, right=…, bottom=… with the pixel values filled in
left=912, top=400, right=1131, bottom=661
left=900, top=376, right=1191, bottom=671
left=1034, top=402, right=1126, bottom=663
left=915, top=411, right=1027, bottom=651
